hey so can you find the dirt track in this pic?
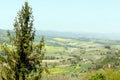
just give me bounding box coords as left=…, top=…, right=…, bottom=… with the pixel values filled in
left=42, top=60, right=60, bottom=63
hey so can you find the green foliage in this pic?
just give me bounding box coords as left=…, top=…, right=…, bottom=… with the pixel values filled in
left=89, top=74, right=106, bottom=80
left=104, top=45, right=111, bottom=49
left=95, top=51, right=120, bottom=70
left=82, top=69, right=120, bottom=80
left=0, top=2, right=46, bottom=80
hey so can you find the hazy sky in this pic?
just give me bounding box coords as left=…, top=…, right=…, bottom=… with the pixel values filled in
left=0, top=0, right=120, bottom=33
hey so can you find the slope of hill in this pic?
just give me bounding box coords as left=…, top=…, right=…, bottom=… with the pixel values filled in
left=0, top=29, right=120, bottom=80
left=0, top=29, right=6, bottom=36
left=1, top=29, right=120, bottom=40
left=36, top=30, right=120, bottom=40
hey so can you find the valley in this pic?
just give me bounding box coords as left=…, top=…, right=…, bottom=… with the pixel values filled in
left=0, top=30, right=120, bottom=80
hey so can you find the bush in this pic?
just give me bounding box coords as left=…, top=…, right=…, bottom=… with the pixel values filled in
left=82, top=69, right=120, bottom=80
left=89, top=73, right=106, bottom=80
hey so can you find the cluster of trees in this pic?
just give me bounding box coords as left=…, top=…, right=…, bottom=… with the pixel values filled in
left=0, top=2, right=47, bottom=80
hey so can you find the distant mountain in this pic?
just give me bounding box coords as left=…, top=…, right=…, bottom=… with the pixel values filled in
left=36, top=30, right=120, bottom=40
left=0, top=29, right=7, bottom=36
left=76, top=32, right=120, bottom=40
left=1, top=29, right=120, bottom=40
left=36, top=30, right=79, bottom=38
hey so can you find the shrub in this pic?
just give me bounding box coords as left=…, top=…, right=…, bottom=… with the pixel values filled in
left=89, top=73, right=106, bottom=80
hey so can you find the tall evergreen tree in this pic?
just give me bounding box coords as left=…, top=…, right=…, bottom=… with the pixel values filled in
left=0, top=2, right=46, bottom=80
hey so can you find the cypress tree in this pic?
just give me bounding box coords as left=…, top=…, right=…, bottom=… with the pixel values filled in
left=0, top=2, right=46, bottom=80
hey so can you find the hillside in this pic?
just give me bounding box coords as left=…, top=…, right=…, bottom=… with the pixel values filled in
left=36, top=30, right=120, bottom=40
left=1, top=29, right=120, bottom=40
left=0, top=29, right=120, bottom=80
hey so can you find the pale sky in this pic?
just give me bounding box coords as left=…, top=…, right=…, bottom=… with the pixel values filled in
left=0, top=0, right=120, bottom=33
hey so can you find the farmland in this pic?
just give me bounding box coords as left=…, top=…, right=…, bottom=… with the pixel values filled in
left=41, top=36, right=120, bottom=80
left=0, top=30, right=120, bottom=80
